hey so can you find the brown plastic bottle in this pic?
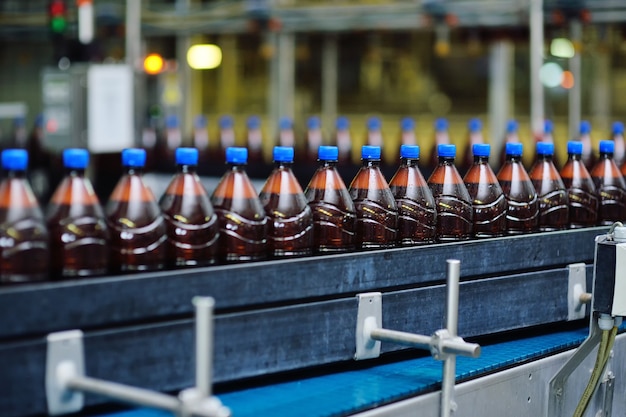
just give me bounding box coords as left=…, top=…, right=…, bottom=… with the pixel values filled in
left=463, top=144, right=506, bottom=238
left=159, top=148, right=219, bottom=268
left=106, top=148, right=167, bottom=273
left=46, top=149, right=109, bottom=278
left=304, top=146, right=356, bottom=253
left=0, top=149, right=49, bottom=283
left=389, top=144, right=436, bottom=245
left=349, top=145, right=398, bottom=249
left=260, top=146, right=313, bottom=257
left=427, top=144, right=473, bottom=241
left=529, top=142, right=569, bottom=231
left=560, top=141, right=598, bottom=228
left=462, top=118, right=484, bottom=174
left=211, top=147, right=268, bottom=262
left=334, top=116, right=353, bottom=166
left=496, top=143, right=539, bottom=234
left=590, top=140, right=626, bottom=225
left=429, top=118, right=450, bottom=171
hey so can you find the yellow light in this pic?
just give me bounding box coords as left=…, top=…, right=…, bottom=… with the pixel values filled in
left=144, top=53, right=164, bottom=75
left=187, top=44, right=222, bottom=70
left=550, top=38, right=575, bottom=59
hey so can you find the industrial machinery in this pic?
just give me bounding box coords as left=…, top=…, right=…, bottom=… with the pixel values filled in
left=0, top=226, right=624, bottom=417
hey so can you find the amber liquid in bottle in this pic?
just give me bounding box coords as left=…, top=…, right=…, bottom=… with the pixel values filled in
left=389, top=155, right=436, bottom=245
left=463, top=155, right=506, bottom=238
left=106, top=168, right=167, bottom=273
left=497, top=153, right=539, bottom=234
left=47, top=169, right=109, bottom=278
left=212, top=163, right=267, bottom=263
left=305, top=160, right=356, bottom=253
left=560, top=149, right=598, bottom=228
left=0, top=170, right=49, bottom=283
left=428, top=154, right=473, bottom=241
left=529, top=152, right=569, bottom=231
left=590, top=146, right=626, bottom=226
left=349, top=157, right=398, bottom=249
left=160, top=164, right=219, bottom=267
left=260, top=161, right=314, bottom=257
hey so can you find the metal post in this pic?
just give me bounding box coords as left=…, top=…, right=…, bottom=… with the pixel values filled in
left=488, top=40, right=513, bottom=159
left=194, top=297, right=215, bottom=399
left=441, top=259, right=461, bottom=417
left=125, top=0, right=141, bottom=144
left=176, top=0, right=192, bottom=139
left=569, top=19, right=583, bottom=141
left=278, top=32, right=296, bottom=123
left=322, top=34, right=338, bottom=130
left=529, top=0, right=544, bottom=138
left=217, top=35, right=238, bottom=114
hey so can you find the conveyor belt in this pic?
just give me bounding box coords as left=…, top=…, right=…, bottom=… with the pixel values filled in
left=96, top=326, right=605, bottom=417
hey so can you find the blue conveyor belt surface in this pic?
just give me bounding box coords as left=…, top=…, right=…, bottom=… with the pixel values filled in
left=98, top=327, right=593, bottom=417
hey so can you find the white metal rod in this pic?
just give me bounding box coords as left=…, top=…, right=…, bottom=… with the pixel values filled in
left=441, top=354, right=457, bottom=417
left=370, top=328, right=432, bottom=350
left=194, top=296, right=215, bottom=399
left=67, top=375, right=180, bottom=412
left=369, top=328, right=479, bottom=358
left=529, top=0, right=545, bottom=136
left=446, top=259, right=460, bottom=337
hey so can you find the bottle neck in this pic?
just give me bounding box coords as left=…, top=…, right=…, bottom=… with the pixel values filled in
left=125, top=166, right=144, bottom=175
left=178, top=164, right=197, bottom=174
left=66, top=168, right=86, bottom=177
left=473, top=156, right=489, bottom=164
left=362, top=158, right=380, bottom=167
left=5, top=169, right=26, bottom=179
left=228, top=162, right=247, bottom=171
left=320, top=159, right=338, bottom=168
left=274, top=161, right=293, bottom=169
left=506, top=154, right=522, bottom=163
left=401, top=157, right=418, bottom=166
left=600, top=152, right=614, bottom=160
left=438, top=156, right=455, bottom=165
left=568, top=153, right=582, bottom=161
left=537, top=154, right=553, bottom=162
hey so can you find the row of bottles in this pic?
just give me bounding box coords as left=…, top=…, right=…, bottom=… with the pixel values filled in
left=1, top=138, right=622, bottom=284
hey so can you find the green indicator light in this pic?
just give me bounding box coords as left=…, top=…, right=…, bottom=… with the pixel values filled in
left=51, top=16, right=67, bottom=33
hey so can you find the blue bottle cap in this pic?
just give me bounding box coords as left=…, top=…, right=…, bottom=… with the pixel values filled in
left=567, top=141, right=583, bottom=155
left=121, top=148, right=147, bottom=168
left=219, top=115, right=234, bottom=129
left=468, top=118, right=482, bottom=133
left=434, top=118, right=448, bottom=132
left=194, top=115, right=207, bottom=129
left=307, top=116, right=321, bottom=130
left=505, top=142, right=523, bottom=157
left=1, top=149, right=28, bottom=171
left=318, top=146, right=339, bottom=161
left=536, top=141, right=554, bottom=156
left=247, top=115, right=261, bottom=130
left=176, top=147, right=199, bottom=165
left=612, top=121, right=624, bottom=135
left=273, top=146, right=294, bottom=162
left=279, top=117, right=293, bottom=130
left=438, top=144, right=456, bottom=158
left=367, top=116, right=381, bottom=131
left=226, top=147, right=248, bottom=164
left=580, top=120, right=591, bottom=134
left=63, top=148, right=89, bottom=169
left=473, top=143, right=491, bottom=157
left=400, top=144, right=420, bottom=159
left=506, top=119, right=518, bottom=133
left=336, top=116, right=350, bottom=130
left=361, top=145, right=381, bottom=160
left=401, top=117, right=415, bottom=132
left=599, top=140, right=614, bottom=154
left=544, top=120, right=554, bottom=134
left=165, top=114, right=179, bottom=129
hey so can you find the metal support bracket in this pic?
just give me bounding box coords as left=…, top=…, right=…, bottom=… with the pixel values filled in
left=567, top=263, right=588, bottom=321
left=46, top=330, right=85, bottom=415
left=45, top=297, right=230, bottom=417
left=354, top=260, right=480, bottom=417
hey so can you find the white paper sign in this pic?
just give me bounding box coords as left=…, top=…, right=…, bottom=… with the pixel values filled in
left=88, top=64, right=134, bottom=153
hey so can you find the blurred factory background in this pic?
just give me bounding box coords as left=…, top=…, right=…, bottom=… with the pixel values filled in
left=1, top=0, right=626, bottom=195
